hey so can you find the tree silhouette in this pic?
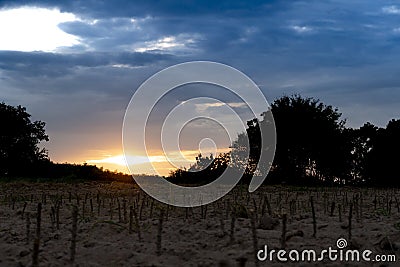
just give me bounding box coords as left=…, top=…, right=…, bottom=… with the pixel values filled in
left=230, top=122, right=258, bottom=183
left=0, top=102, right=49, bottom=176
left=268, top=95, right=347, bottom=185
left=3, top=99, right=397, bottom=186
left=365, top=119, right=400, bottom=186
left=168, top=153, right=231, bottom=185
left=168, top=95, right=400, bottom=187
left=169, top=95, right=350, bottom=185
left=189, top=153, right=214, bottom=171
left=345, top=122, right=379, bottom=184
left=0, top=102, right=138, bottom=182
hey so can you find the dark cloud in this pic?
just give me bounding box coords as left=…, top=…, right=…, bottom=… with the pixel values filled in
left=0, top=51, right=174, bottom=77
left=0, top=0, right=283, bottom=18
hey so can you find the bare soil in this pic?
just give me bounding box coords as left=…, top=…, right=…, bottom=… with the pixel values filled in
left=1, top=182, right=399, bottom=266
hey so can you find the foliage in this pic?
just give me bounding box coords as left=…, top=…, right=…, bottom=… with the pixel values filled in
left=267, top=95, right=347, bottom=184
left=363, top=119, right=400, bottom=186
left=168, top=153, right=230, bottom=185
left=2, top=97, right=400, bottom=186
left=0, top=102, right=49, bottom=176
left=168, top=95, right=400, bottom=186
left=0, top=102, right=132, bottom=183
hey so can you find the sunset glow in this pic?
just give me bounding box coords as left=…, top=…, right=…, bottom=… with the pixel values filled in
left=83, top=147, right=231, bottom=176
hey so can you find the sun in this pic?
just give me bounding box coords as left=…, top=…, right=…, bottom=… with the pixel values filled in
left=86, top=154, right=151, bottom=166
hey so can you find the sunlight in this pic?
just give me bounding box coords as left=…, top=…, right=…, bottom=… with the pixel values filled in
left=86, top=154, right=166, bottom=166
left=84, top=148, right=231, bottom=176
left=86, top=154, right=173, bottom=176
left=134, top=34, right=198, bottom=53
left=135, top=36, right=184, bottom=52
left=0, top=6, right=80, bottom=51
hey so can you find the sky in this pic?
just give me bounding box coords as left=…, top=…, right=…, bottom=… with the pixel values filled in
left=1, top=0, right=400, bottom=175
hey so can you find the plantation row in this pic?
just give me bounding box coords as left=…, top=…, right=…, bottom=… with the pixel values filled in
left=1, top=182, right=400, bottom=266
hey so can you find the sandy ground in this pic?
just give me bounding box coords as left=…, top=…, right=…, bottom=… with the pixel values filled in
left=1, top=182, right=400, bottom=267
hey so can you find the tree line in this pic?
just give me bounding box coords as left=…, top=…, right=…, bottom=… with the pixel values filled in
left=2, top=96, right=399, bottom=186
left=169, top=95, right=400, bottom=186
left=0, top=102, right=131, bottom=182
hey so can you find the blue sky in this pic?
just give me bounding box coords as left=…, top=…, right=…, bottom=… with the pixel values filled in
left=0, top=0, right=399, bottom=173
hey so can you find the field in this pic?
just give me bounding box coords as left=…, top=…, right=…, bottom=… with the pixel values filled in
left=1, top=182, right=400, bottom=266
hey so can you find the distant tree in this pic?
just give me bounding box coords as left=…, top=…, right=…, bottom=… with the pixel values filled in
left=169, top=95, right=349, bottom=186
left=268, top=95, right=347, bottom=184
left=229, top=112, right=275, bottom=184
left=167, top=95, right=400, bottom=187
left=189, top=153, right=214, bottom=172
left=365, top=119, right=400, bottom=185
left=230, top=123, right=259, bottom=182
left=345, top=122, right=379, bottom=184
left=168, top=153, right=230, bottom=185
left=0, top=103, right=49, bottom=176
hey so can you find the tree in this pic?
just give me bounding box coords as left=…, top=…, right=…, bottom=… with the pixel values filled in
left=268, top=95, right=347, bottom=184
left=230, top=122, right=260, bottom=182
left=189, top=153, right=214, bottom=172
left=167, top=95, right=400, bottom=187
left=365, top=119, right=400, bottom=185
left=345, top=122, right=379, bottom=184
left=168, top=95, right=350, bottom=185
left=168, top=153, right=231, bottom=185
left=0, top=102, right=49, bottom=176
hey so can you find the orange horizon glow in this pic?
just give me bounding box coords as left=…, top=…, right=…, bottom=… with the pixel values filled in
left=73, top=148, right=232, bottom=176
